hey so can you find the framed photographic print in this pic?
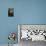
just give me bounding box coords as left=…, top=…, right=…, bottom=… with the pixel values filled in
left=8, top=8, right=14, bottom=17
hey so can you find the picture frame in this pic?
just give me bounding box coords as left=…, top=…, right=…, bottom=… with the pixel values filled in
left=8, top=8, right=14, bottom=17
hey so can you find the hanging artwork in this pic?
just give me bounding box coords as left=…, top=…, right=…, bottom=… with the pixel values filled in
left=8, top=8, right=14, bottom=17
